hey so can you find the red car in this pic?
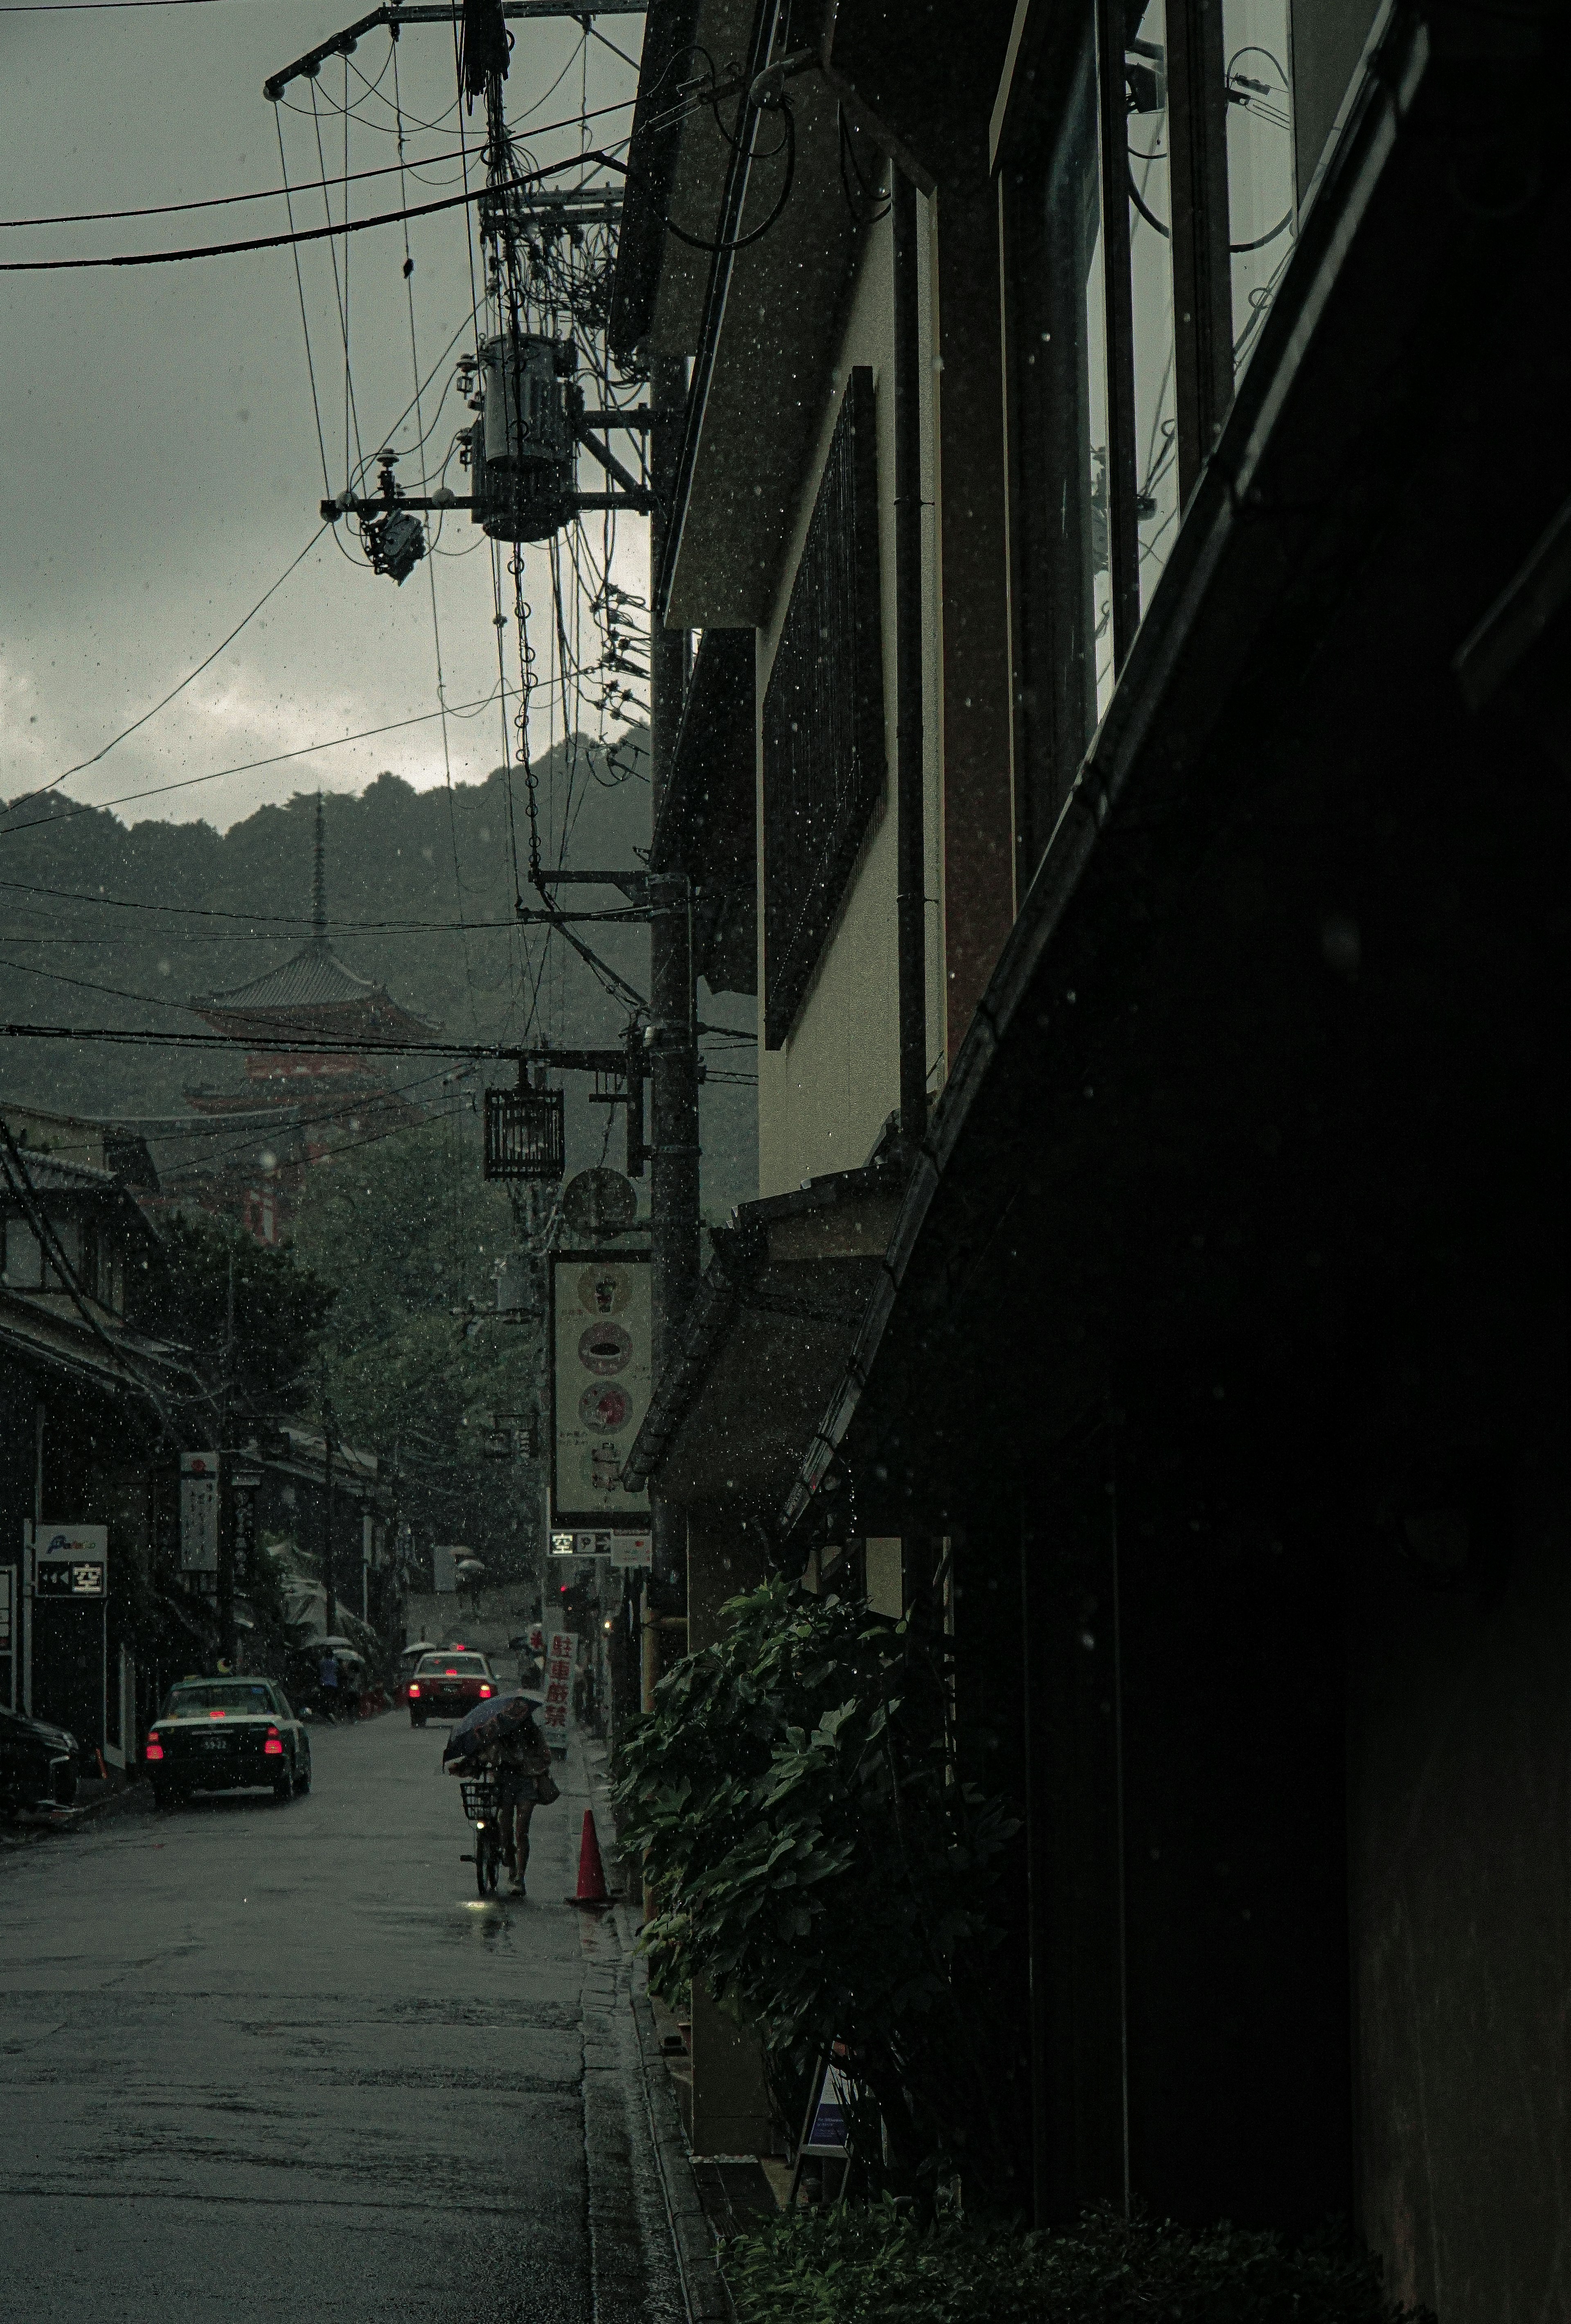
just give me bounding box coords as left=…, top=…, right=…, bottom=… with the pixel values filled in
left=407, top=1650, right=499, bottom=1729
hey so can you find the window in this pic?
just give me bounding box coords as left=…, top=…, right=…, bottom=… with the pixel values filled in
left=1222, top=0, right=1296, bottom=376
left=3, top=1217, right=43, bottom=1288
left=1126, top=0, right=1181, bottom=609
left=762, top=367, right=885, bottom=1049
left=1004, top=0, right=1296, bottom=879
left=1004, top=18, right=1112, bottom=874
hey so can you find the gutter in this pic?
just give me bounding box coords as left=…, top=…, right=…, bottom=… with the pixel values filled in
left=779, top=0, right=1432, bottom=1534
left=892, top=171, right=927, bottom=1143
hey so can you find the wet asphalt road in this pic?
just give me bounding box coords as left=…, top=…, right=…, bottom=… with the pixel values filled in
left=0, top=1715, right=683, bottom=2324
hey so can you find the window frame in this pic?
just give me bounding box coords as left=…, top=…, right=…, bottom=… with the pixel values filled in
left=1001, top=0, right=1242, bottom=883
left=761, top=365, right=886, bottom=1051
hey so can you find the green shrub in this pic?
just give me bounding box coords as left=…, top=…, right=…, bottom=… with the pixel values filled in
left=725, top=2202, right=1435, bottom=2324
left=613, top=1580, right=1022, bottom=2200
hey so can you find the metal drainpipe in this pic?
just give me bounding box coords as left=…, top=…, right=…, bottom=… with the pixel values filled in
left=893, top=170, right=928, bottom=1145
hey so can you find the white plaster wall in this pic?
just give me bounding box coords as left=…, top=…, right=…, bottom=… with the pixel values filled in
left=753, top=192, right=947, bottom=1197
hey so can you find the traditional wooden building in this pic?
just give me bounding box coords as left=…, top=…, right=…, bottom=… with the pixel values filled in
left=617, top=0, right=1570, bottom=2308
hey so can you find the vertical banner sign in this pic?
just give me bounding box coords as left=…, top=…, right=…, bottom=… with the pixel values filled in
left=229, top=1469, right=260, bottom=1585
left=540, top=1628, right=577, bottom=1750
left=550, top=1251, right=652, bottom=1527
left=179, top=1452, right=220, bottom=1573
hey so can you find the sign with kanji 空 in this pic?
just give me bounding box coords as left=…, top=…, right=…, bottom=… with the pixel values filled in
left=550, top=1251, right=652, bottom=1527
left=540, top=1628, right=577, bottom=1750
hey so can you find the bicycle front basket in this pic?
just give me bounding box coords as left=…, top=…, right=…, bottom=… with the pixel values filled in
left=460, top=1778, right=498, bottom=1820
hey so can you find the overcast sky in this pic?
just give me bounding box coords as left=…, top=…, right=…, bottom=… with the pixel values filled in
left=0, top=0, right=646, bottom=833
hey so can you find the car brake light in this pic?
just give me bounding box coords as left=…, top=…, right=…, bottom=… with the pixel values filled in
left=145, top=1736, right=164, bottom=1761
left=208, top=1710, right=226, bottom=1720
left=444, top=1667, right=457, bottom=1675
left=409, top=1683, right=421, bottom=1696
left=263, top=1735, right=284, bottom=1757
left=479, top=1685, right=492, bottom=1696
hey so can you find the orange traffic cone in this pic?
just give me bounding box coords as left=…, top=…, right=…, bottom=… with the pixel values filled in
left=565, top=1808, right=616, bottom=1908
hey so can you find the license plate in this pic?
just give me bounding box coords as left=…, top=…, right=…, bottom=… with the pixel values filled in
left=200, top=1736, right=229, bottom=1750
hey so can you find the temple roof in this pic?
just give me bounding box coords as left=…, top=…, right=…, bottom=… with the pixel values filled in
left=197, top=939, right=387, bottom=1014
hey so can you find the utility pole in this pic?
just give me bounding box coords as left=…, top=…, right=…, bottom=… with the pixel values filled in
left=646, top=350, right=699, bottom=1614
left=321, top=1356, right=337, bottom=1638
left=217, top=1250, right=237, bottom=1671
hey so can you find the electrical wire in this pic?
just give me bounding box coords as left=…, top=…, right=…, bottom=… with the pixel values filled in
left=0, top=146, right=484, bottom=232
left=0, top=151, right=629, bottom=272
left=0, top=689, right=504, bottom=841
left=3, top=529, right=327, bottom=824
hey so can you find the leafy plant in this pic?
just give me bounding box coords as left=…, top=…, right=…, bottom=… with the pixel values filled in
left=290, top=1117, right=544, bottom=1573
left=137, top=1210, right=336, bottom=1411
left=614, top=1581, right=1022, bottom=2202
left=724, top=2202, right=1436, bottom=2324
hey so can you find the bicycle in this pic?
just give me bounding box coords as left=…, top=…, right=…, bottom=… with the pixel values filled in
left=459, top=1775, right=503, bottom=1896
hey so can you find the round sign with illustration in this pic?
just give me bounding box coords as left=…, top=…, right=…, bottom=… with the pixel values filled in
left=577, top=1264, right=630, bottom=1317
left=562, top=1167, right=639, bottom=1241
left=578, top=1319, right=632, bottom=1376
left=578, top=1380, right=632, bottom=1433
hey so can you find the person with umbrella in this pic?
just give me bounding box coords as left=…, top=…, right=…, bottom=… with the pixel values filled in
left=443, top=1691, right=555, bottom=1896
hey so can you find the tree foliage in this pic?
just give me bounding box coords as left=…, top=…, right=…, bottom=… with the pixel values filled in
left=290, top=1117, right=543, bottom=1573
left=140, top=1210, right=336, bottom=1412
left=614, top=1580, right=1021, bottom=2202
left=725, top=2204, right=1436, bottom=2324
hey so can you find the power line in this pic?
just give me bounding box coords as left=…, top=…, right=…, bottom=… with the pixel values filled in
left=0, top=689, right=504, bottom=840
left=5, top=530, right=326, bottom=822
left=0, top=150, right=629, bottom=272
left=0, top=146, right=476, bottom=230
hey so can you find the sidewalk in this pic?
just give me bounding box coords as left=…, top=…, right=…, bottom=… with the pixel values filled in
left=567, top=1727, right=781, bottom=2324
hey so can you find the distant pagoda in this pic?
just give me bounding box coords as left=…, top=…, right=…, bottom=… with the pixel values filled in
left=180, top=795, right=433, bottom=1241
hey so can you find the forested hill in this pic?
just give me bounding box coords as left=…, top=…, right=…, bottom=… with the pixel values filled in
left=0, top=732, right=757, bottom=1213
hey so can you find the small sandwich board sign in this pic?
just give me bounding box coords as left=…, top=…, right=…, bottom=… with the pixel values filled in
left=788, top=2045, right=855, bottom=2207
left=801, top=2053, right=854, bottom=2155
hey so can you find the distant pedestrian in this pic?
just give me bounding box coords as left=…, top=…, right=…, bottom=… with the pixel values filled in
left=318, top=1648, right=340, bottom=1721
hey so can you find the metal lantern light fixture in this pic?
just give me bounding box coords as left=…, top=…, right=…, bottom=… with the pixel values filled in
left=483, top=1085, right=565, bottom=1181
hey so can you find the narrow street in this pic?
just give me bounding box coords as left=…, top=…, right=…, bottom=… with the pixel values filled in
left=0, top=1717, right=684, bottom=2324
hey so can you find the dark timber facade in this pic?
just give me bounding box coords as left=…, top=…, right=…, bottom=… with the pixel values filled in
left=617, top=0, right=1570, bottom=2308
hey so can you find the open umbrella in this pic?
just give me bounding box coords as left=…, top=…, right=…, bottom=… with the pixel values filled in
left=441, top=1689, right=545, bottom=1765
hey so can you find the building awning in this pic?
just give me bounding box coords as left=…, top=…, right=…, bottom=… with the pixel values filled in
left=624, top=1148, right=906, bottom=1511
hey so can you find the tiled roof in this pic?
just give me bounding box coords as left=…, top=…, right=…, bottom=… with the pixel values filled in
left=4, top=1151, right=119, bottom=1192
left=198, top=939, right=385, bottom=1012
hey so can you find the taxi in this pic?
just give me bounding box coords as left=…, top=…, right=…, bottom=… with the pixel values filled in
left=406, top=1650, right=499, bottom=1728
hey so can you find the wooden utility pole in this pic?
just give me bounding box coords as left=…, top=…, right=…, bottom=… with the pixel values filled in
left=646, top=351, right=699, bottom=1595
left=321, top=1356, right=337, bottom=1638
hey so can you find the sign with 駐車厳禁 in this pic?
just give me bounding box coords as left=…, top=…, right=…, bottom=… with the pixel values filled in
left=539, top=1628, right=577, bottom=1751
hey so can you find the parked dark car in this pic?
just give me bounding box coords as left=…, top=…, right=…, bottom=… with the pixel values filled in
left=407, top=1651, right=498, bottom=1728
left=144, top=1678, right=311, bottom=1807
left=0, top=1703, right=80, bottom=1810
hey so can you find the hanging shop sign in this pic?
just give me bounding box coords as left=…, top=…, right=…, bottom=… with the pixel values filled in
left=540, top=1627, right=577, bottom=1750
left=549, top=1250, right=652, bottom=1528
left=179, top=1452, right=220, bottom=1574
left=32, top=1523, right=109, bottom=1598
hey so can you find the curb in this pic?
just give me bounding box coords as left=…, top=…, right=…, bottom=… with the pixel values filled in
left=630, top=1974, right=736, bottom=2324
left=0, top=1777, right=151, bottom=1851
